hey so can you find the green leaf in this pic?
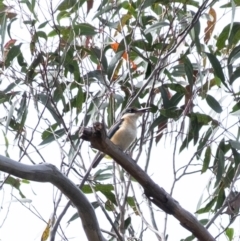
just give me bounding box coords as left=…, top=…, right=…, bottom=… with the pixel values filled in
left=95, top=184, right=114, bottom=192
left=230, top=101, right=240, bottom=114
left=81, top=185, right=93, bottom=194
left=5, top=44, right=22, bottom=68
left=124, top=217, right=131, bottom=229
left=75, top=88, right=83, bottom=114
left=150, top=115, right=168, bottom=131
left=197, top=127, right=214, bottom=159
left=105, top=199, right=115, bottom=211
left=127, top=196, right=139, bottom=215
left=82, top=70, right=107, bottom=84
left=221, top=0, right=240, bottom=7
left=160, top=107, right=183, bottom=119
left=5, top=99, right=18, bottom=134
left=159, top=86, right=170, bottom=108
left=232, top=148, right=240, bottom=166
left=196, top=197, right=217, bottom=214
left=41, top=123, right=58, bottom=140
left=101, top=191, right=117, bottom=205
left=142, top=0, right=157, bottom=9
left=39, top=128, right=65, bottom=145
left=198, top=219, right=209, bottom=225
left=182, top=56, right=194, bottom=89
left=57, top=0, right=77, bottom=11
left=215, top=149, right=225, bottom=187
left=37, top=93, right=62, bottom=124
left=189, top=112, right=213, bottom=125
left=38, top=20, right=49, bottom=29
left=94, top=173, right=112, bottom=181
left=91, top=47, right=108, bottom=72
left=205, top=52, right=227, bottom=89
left=230, top=68, right=240, bottom=84
left=223, top=164, right=235, bottom=188
left=226, top=228, right=234, bottom=241
left=181, top=235, right=195, bottom=241
left=67, top=212, right=79, bottom=223
left=169, top=92, right=184, bottom=107
left=5, top=176, right=25, bottom=198
left=144, top=21, right=169, bottom=35
left=215, top=187, right=225, bottom=210
left=217, top=22, right=240, bottom=50
left=229, top=140, right=240, bottom=149
left=74, top=23, right=97, bottom=36
left=202, top=146, right=211, bottom=173
left=166, top=83, right=187, bottom=94
left=206, top=94, right=223, bottom=113
left=228, top=44, right=240, bottom=76
left=36, top=31, right=47, bottom=40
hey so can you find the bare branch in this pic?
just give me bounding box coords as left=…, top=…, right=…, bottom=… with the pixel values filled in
left=0, top=155, right=106, bottom=241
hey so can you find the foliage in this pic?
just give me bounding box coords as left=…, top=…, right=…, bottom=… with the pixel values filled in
left=0, top=0, right=240, bottom=240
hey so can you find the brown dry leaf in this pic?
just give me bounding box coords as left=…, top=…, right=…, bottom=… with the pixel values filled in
left=204, top=8, right=217, bottom=44
left=111, top=42, right=137, bottom=70
left=4, top=39, right=17, bottom=49
left=87, top=0, right=93, bottom=14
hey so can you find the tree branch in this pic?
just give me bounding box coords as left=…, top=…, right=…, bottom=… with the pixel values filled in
left=80, top=123, right=215, bottom=241
left=0, top=155, right=106, bottom=241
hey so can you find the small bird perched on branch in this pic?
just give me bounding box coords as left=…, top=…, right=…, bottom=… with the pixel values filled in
left=92, top=106, right=151, bottom=168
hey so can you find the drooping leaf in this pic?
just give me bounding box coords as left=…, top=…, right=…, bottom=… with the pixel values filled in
left=215, top=149, right=225, bottom=187
left=197, top=127, right=214, bottom=159
left=201, top=146, right=211, bottom=173
left=229, top=68, right=240, bottom=85
left=204, top=8, right=216, bottom=44
left=205, top=52, right=227, bottom=89
left=215, top=187, right=225, bottom=211
left=124, top=217, right=131, bottom=229
left=182, top=56, right=194, bottom=89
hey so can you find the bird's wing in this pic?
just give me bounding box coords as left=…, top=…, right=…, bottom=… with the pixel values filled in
left=92, top=118, right=123, bottom=168
left=107, top=118, right=123, bottom=139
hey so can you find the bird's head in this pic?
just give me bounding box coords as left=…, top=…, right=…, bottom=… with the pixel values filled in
left=122, top=106, right=151, bottom=119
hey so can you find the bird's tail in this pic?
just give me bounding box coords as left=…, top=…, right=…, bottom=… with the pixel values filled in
left=92, top=152, right=105, bottom=168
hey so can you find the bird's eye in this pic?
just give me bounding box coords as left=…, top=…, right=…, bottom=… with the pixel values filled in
left=127, top=108, right=134, bottom=113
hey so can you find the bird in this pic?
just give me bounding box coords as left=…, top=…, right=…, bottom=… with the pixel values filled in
left=92, top=106, right=151, bottom=168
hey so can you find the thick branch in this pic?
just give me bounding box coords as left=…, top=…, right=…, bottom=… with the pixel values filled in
left=80, top=123, right=215, bottom=241
left=0, top=155, right=105, bottom=241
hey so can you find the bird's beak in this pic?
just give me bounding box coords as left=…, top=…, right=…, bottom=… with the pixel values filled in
left=136, top=107, right=151, bottom=114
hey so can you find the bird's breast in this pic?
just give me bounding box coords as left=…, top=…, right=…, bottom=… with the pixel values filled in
left=110, top=121, right=137, bottom=150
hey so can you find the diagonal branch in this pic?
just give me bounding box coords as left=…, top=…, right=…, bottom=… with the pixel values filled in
left=80, top=122, right=215, bottom=241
